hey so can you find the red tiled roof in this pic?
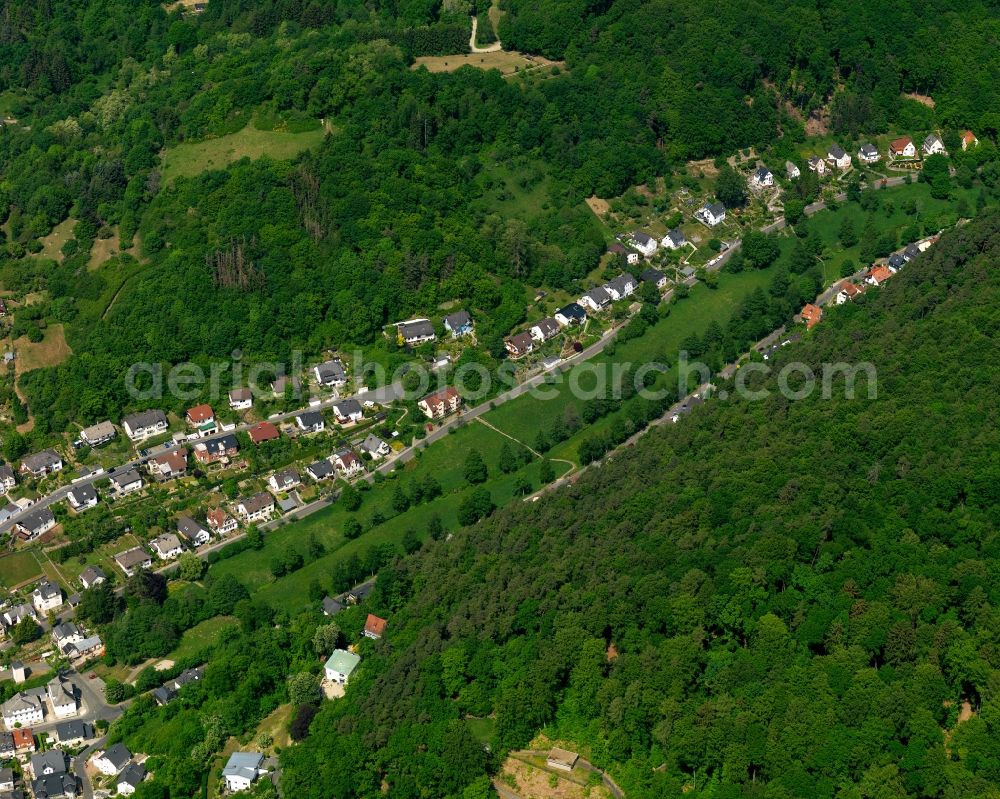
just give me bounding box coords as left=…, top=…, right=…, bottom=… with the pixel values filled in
left=186, top=404, right=214, bottom=423
left=248, top=422, right=280, bottom=444
left=12, top=728, right=33, bottom=748
left=869, top=265, right=893, bottom=284
left=365, top=613, right=387, bottom=637
left=889, top=136, right=913, bottom=152
left=801, top=304, right=823, bottom=328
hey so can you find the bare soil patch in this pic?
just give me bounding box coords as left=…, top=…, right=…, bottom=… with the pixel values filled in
left=585, top=196, right=610, bottom=217
left=88, top=227, right=122, bottom=271
left=413, top=50, right=561, bottom=76
left=904, top=91, right=935, bottom=108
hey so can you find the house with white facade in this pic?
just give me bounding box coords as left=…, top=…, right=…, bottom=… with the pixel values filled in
left=324, top=649, right=361, bottom=685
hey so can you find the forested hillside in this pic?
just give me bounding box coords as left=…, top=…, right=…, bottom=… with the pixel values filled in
left=280, top=213, right=1000, bottom=798
left=3, top=0, right=1000, bottom=429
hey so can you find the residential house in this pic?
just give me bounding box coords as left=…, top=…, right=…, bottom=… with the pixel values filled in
left=889, top=136, right=916, bottom=158
left=333, top=450, right=364, bottom=478
left=53, top=720, right=92, bottom=747
left=887, top=252, right=906, bottom=272
left=866, top=264, right=894, bottom=286
left=222, top=752, right=265, bottom=793
left=92, top=743, right=132, bottom=776
left=67, top=484, right=98, bottom=512
left=1, top=693, right=43, bottom=728
left=504, top=331, right=534, bottom=358
left=79, top=421, right=116, bottom=447
left=46, top=676, right=78, bottom=719
left=0, top=464, right=14, bottom=492
left=13, top=508, right=55, bottom=541
left=397, top=319, right=436, bottom=346
left=193, top=434, right=239, bottom=465
left=305, top=460, right=334, bottom=481
left=639, top=268, right=668, bottom=290
left=696, top=202, right=726, bottom=227
left=417, top=386, right=462, bottom=419
left=750, top=166, right=773, bottom=188
left=962, top=130, right=979, bottom=150
left=903, top=243, right=921, bottom=262
left=30, top=750, right=68, bottom=780
left=923, top=134, right=946, bottom=155
left=660, top=228, right=686, bottom=250
left=228, top=388, right=253, bottom=410
left=324, top=649, right=361, bottom=685
left=443, top=310, right=473, bottom=338
left=630, top=232, right=657, bottom=258
left=236, top=492, right=275, bottom=523
left=268, top=469, right=301, bottom=493
left=0, top=767, right=11, bottom=791
left=20, top=450, right=63, bottom=478
left=248, top=421, right=280, bottom=445
left=604, top=273, right=636, bottom=301
left=51, top=623, right=82, bottom=649
left=33, top=581, right=62, bottom=613
left=114, top=547, right=152, bottom=577
left=2, top=605, right=34, bottom=629
left=358, top=434, right=390, bottom=461
left=858, top=143, right=880, bottom=163
left=608, top=242, right=640, bottom=265
left=554, top=303, right=587, bottom=327
left=0, top=733, right=12, bottom=759
left=578, top=287, right=612, bottom=312
left=62, top=635, right=103, bottom=660
left=185, top=404, right=217, bottom=436
left=800, top=304, right=823, bottom=330
left=79, top=566, right=106, bottom=590
left=785, top=160, right=801, bottom=179
left=121, top=410, right=168, bottom=441
left=313, top=359, right=347, bottom=387
left=529, top=318, right=560, bottom=342
left=322, top=597, right=343, bottom=616
left=12, top=727, right=35, bottom=753
left=364, top=613, right=387, bottom=640
left=827, top=144, right=852, bottom=169
left=295, top=411, right=325, bottom=434
left=207, top=508, right=237, bottom=536
left=117, top=762, right=146, bottom=796
left=110, top=469, right=144, bottom=494
left=807, top=155, right=827, bottom=174
left=149, top=449, right=188, bottom=479
left=177, top=516, right=211, bottom=546
left=31, top=773, right=76, bottom=799
left=332, top=398, right=363, bottom=424
left=835, top=282, right=864, bottom=304
left=271, top=375, right=301, bottom=396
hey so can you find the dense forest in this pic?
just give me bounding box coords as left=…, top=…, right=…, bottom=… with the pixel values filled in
left=276, top=214, right=1000, bottom=798
left=1, top=0, right=1000, bottom=430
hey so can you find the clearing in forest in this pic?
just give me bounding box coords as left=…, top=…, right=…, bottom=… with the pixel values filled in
left=160, top=123, right=326, bottom=182
left=413, top=50, right=561, bottom=76
left=34, top=218, right=76, bottom=262
left=13, top=323, right=72, bottom=373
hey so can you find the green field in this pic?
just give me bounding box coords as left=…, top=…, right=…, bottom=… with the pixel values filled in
left=0, top=551, right=43, bottom=588
left=160, top=123, right=326, bottom=182
left=167, top=616, right=238, bottom=661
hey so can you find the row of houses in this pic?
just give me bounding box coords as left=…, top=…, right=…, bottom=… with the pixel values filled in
left=0, top=675, right=80, bottom=730
left=800, top=131, right=977, bottom=177
left=395, top=310, right=474, bottom=347
left=91, top=742, right=147, bottom=795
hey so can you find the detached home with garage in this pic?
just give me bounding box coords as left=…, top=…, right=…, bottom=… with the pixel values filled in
left=14, top=508, right=56, bottom=541
left=313, top=359, right=346, bottom=388
left=295, top=411, right=325, bottom=434
left=396, top=319, right=436, bottom=346
left=305, top=460, right=334, bottom=481
left=236, top=492, right=275, bottom=523
left=443, top=310, right=473, bottom=338
left=185, top=404, right=217, bottom=436
left=32, top=580, right=63, bottom=613
left=80, top=420, right=116, bottom=447
left=110, top=469, right=144, bottom=494
left=20, top=450, right=63, bottom=478
left=332, top=398, right=363, bottom=424
left=268, top=469, right=301, bottom=493
left=115, top=547, right=152, bottom=577
left=696, top=202, right=726, bottom=227
left=193, top=434, right=239, bottom=465
left=67, top=484, right=98, bottom=512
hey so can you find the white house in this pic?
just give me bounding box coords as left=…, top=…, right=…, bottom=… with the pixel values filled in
left=150, top=533, right=184, bottom=561
left=332, top=399, right=363, bottom=425
left=359, top=434, right=391, bottom=461
left=923, top=134, right=946, bottom=156
left=236, top=492, right=275, bottom=523
left=962, top=130, right=979, bottom=150
left=114, top=547, right=152, bottom=577
left=827, top=144, right=852, bottom=170
left=1, top=692, right=43, bottom=728
left=32, top=580, right=62, bottom=613
left=889, top=136, right=916, bottom=158
left=324, top=649, right=361, bottom=685
left=529, top=318, right=560, bottom=342
left=79, top=566, right=106, bottom=590
left=750, top=166, right=773, bottom=188
left=660, top=229, right=686, bottom=250
left=334, top=450, right=365, bottom=478
left=268, top=469, right=301, bottom=493
left=396, top=319, right=436, bottom=346
left=51, top=623, right=83, bottom=649
left=46, top=676, right=78, bottom=719
left=92, top=743, right=132, bottom=776
left=807, top=155, right=827, bottom=174
left=630, top=232, right=657, bottom=258
left=177, top=516, right=211, bottom=546
left=785, top=161, right=800, bottom=179
left=442, top=310, right=473, bottom=338
left=313, top=359, right=347, bottom=387
left=110, top=469, right=144, bottom=495
left=228, top=388, right=253, bottom=410
left=207, top=508, right=238, bottom=536
left=79, top=421, right=117, bottom=447
left=117, top=762, right=146, bottom=796
left=578, top=287, right=612, bottom=312
left=697, top=202, right=726, bottom=227
left=14, top=508, right=56, bottom=541
left=222, top=752, right=265, bottom=793
left=121, top=410, right=168, bottom=442
left=295, top=411, right=325, bottom=434
left=858, top=143, right=880, bottom=164
left=67, top=484, right=98, bottom=512
left=604, top=273, right=636, bottom=301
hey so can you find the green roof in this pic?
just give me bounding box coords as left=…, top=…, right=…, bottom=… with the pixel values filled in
left=324, top=649, right=360, bottom=677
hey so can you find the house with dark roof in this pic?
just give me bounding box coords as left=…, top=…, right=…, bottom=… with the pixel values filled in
left=332, top=398, right=363, bottom=424
left=504, top=331, right=534, bottom=358
left=604, top=273, right=636, bottom=301
left=443, top=310, right=473, bottom=337
left=660, top=228, right=686, bottom=250
left=529, top=318, right=560, bottom=343
left=121, top=410, right=168, bottom=441
left=13, top=508, right=55, bottom=541
left=696, top=202, right=726, bottom=227
left=923, top=133, right=946, bottom=155
left=322, top=596, right=343, bottom=616
left=313, top=359, right=346, bottom=387
left=358, top=434, right=391, bottom=461
left=0, top=464, right=14, bottom=491
left=827, top=144, right=851, bottom=169
left=114, top=547, right=152, bottom=577
left=20, top=450, right=63, bottom=478
left=750, top=166, right=773, bottom=188
left=295, top=411, right=325, bottom=434
left=554, top=303, right=586, bottom=327
left=858, top=143, right=880, bottom=163
left=228, top=388, right=253, bottom=410
left=177, top=516, right=211, bottom=546
left=79, top=566, right=106, bottom=590
left=396, top=319, right=436, bottom=346
left=630, top=231, right=657, bottom=258
left=67, top=484, right=97, bottom=512
left=236, top=492, right=275, bottom=523
left=192, top=434, right=239, bottom=465
left=640, top=268, right=668, bottom=289
left=305, top=460, right=334, bottom=481
left=110, top=469, right=144, bottom=494
left=578, top=287, right=612, bottom=312
left=268, top=469, right=301, bottom=493
left=92, top=743, right=131, bottom=775
left=117, top=762, right=146, bottom=795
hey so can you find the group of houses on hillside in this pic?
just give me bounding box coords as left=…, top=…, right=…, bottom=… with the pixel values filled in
left=801, top=130, right=976, bottom=177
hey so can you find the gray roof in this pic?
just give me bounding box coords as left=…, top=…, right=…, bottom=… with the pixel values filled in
left=99, top=742, right=132, bottom=771
left=118, top=762, right=145, bottom=789
left=903, top=243, right=920, bottom=259
left=888, top=253, right=905, bottom=268
left=30, top=749, right=67, bottom=776
left=35, top=580, right=60, bottom=600
left=80, top=565, right=106, bottom=585
left=17, top=507, right=54, bottom=533
left=398, top=319, right=434, bottom=340
left=297, top=410, right=323, bottom=428
left=54, top=720, right=90, bottom=741
left=605, top=273, right=635, bottom=296
left=31, top=773, right=75, bottom=798
left=271, top=468, right=300, bottom=488
left=533, top=317, right=560, bottom=337
left=359, top=434, right=389, bottom=456
left=151, top=533, right=182, bottom=553
left=828, top=144, right=846, bottom=158
left=222, top=752, right=264, bottom=782
left=314, top=359, right=346, bottom=383
left=556, top=302, right=586, bottom=320
left=69, top=484, right=97, bottom=505
left=177, top=515, right=207, bottom=540
left=21, top=450, right=61, bottom=472
left=584, top=287, right=612, bottom=306
left=754, top=166, right=771, bottom=180
left=239, top=492, right=274, bottom=515
left=664, top=228, right=686, bottom=247
left=632, top=231, right=655, bottom=246
left=115, top=547, right=150, bottom=569
left=924, top=133, right=943, bottom=147
left=706, top=202, right=726, bottom=217
left=443, top=310, right=471, bottom=330
left=80, top=421, right=116, bottom=441
left=333, top=398, right=363, bottom=417
left=52, top=622, right=80, bottom=640
left=640, top=268, right=665, bottom=283
left=306, top=460, right=334, bottom=479
left=201, top=434, right=239, bottom=455
left=859, top=143, right=878, bottom=156
left=113, top=468, right=142, bottom=487
left=122, top=409, right=167, bottom=430
left=323, top=596, right=343, bottom=615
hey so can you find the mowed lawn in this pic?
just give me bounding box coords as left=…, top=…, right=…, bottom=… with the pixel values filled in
left=160, top=123, right=325, bottom=182
left=0, top=551, right=43, bottom=588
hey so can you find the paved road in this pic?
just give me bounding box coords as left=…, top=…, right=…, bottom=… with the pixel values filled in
left=73, top=735, right=107, bottom=799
